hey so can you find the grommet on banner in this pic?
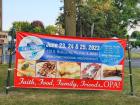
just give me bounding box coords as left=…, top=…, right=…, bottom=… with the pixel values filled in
left=11, top=86, right=15, bottom=88
left=6, top=86, right=14, bottom=89
left=129, top=46, right=131, bottom=49
left=5, top=86, right=15, bottom=92
left=8, top=68, right=13, bottom=71
left=128, top=59, right=131, bottom=62
left=6, top=86, right=10, bottom=89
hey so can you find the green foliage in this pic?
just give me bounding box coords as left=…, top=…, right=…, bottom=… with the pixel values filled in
left=12, top=21, right=32, bottom=32
left=31, top=27, right=45, bottom=34
left=45, top=25, right=57, bottom=34
left=135, top=40, right=140, bottom=47
left=131, top=31, right=140, bottom=47
left=131, top=31, right=140, bottom=40
left=9, top=21, right=32, bottom=38
left=9, top=21, right=58, bottom=37
left=56, top=13, right=65, bottom=28
left=30, top=20, right=45, bottom=34
left=57, top=0, right=140, bottom=38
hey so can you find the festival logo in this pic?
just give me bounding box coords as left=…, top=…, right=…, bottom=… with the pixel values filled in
left=18, top=36, right=45, bottom=60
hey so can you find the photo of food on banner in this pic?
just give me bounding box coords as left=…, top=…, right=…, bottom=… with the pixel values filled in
left=17, top=59, right=123, bottom=80
left=17, top=59, right=36, bottom=77
left=81, top=63, right=102, bottom=80
left=36, top=61, right=57, bottom=78
left=57, top=62, right=81, bottom=79
left=101, top=65, right=122, bottom=80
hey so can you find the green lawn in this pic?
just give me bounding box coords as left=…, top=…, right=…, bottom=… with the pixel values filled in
left=125, top=52, right=140, bottom=59
left=0, top=64, right=140, bottom=105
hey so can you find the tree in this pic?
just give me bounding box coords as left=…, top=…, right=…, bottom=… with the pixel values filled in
left=31, top=20, right=45, bottom=34
left=9, top=20, right=46, bottom=37
left=131, top=31, right=140, bottom=47
left=9, top=20, right=59, bottom=37
left=57, top=0, right=140, bottom=38
left=9, top=21, right=32, bottom=38
left=12, top=21, right=31, bottom=32
left=45, top=25, right=57, bottom=34
left=31, top=20, right=45, bottom=29
left=31, top=27, right=44, bottom=33
left=131, top=31, right=140, bottom=40
left=64, top=0, right=76, bottom=36
left=78, top=0, right=140, bottom=37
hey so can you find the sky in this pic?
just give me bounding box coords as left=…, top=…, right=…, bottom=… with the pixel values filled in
left=3, top=0, right=63, bottom=31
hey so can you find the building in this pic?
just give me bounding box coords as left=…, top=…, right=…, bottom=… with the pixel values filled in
left=0, top=31, right=8, bottom=43
left=127, top=21, right=140, bottom=36
left=0, top=31, right=8, bottom=64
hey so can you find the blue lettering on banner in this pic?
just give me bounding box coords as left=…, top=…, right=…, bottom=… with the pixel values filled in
left=21, top=38, right=124, bottom=65
left=40, top=38, right=103, bottom=63
left=99, top=41, right=124, bottom=65
left=18, top=45, right=45, bottom=52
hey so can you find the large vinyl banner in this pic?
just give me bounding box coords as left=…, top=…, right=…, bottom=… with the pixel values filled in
left=14, top=32, right=126, bottom=91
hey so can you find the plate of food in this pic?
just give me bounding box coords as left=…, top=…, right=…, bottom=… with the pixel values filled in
left=101, top=65, right=122, bottom=80
left=17, top=59, right=36, bottom=77
left=81, top=63, right=102, bottom=80
left=57, top=62, right=81, bottom=79
left=36, top=61, right=56, bottom=78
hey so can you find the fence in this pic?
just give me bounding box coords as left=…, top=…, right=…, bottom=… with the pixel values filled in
left=0, top=54, right=15, bottom=64
left=0, top=44, right=15, bottom=64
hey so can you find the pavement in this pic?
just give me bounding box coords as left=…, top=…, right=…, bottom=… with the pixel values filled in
left=125, top=59, right=140, bottom=68
left=131, top=47, right=140, bottom=53
left=125, top=47, right=140, bottom=68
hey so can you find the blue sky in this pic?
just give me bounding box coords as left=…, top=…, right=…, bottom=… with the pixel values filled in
left=3, top=0, right=63, bottom=31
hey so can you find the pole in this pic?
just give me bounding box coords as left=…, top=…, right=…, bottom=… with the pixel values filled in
left=0, top=44, right=2, bottom=64
left=0, top=0, right=2, bottom=31
left=6, top=41, right=12, bottom=94
left=3, top=44, right=6, bottom=64
left=6, top=28, right=15, bottom=94
left=127, top=35, right=134, bottom=96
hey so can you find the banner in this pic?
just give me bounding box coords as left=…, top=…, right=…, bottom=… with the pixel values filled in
left=14, top=32, right=126, bottom=91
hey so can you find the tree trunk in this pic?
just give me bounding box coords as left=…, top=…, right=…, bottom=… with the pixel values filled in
left=0, top=0, right=2, bottom=31
left=64, top=0, right=76, bottom=36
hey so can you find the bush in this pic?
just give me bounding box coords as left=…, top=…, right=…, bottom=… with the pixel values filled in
left=135, top=40, right=140, bottom=47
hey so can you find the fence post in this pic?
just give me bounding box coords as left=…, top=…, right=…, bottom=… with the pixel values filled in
left=127, top=35, right=134, bottom=96
left=5, top=28, right=15, bottom=94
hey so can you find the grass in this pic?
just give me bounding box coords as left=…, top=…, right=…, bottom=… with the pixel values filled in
left=125, top=52, right=140, bottom=59
left=0, top=64, right=140, bottom=105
